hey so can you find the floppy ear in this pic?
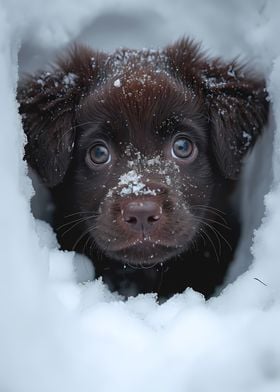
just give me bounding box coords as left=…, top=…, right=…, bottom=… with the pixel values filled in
left=18, top=45, right=106, bottom=187
left=200, top=59, right=268, bottom=179
left=165, top=38, right=269, bottom=179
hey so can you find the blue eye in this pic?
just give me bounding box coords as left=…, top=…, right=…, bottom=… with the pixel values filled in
left=172, top=137, right=193, bottom=159
left=89, top=143, right=110, bottom=164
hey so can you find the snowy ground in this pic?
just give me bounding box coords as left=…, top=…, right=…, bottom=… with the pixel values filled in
left=1, top=0, right=280, bottom=391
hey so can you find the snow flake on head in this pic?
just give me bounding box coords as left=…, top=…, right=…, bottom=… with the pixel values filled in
left=33, top=71, right=51, bottom=89
left=62, top=73, right=78, bottom=87
left=201, top=74, right=227, bottom=89
left=105, top=47, right=169, bottom=85
left=227, top=66, right=236, bottom=78
left=36, top=78, right=45, bottom=86
left=91, top=57, right=96, bottom=69
left=113, top=79, right=122, bottom=88
left=242, top=131, right=252, bottom=148
left=32, top=70, right=78, bottom=97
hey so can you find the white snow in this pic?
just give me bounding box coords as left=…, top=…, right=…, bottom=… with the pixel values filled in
left=242, top=131, right=253, bottom=147
left=106, top=169, right=158, bottom=197
left=62, top=72, right=78, bottom=87
left=1, top=1, right=280, bottom=392
left=107, top=150, right=181, bottom=197
left=113, top=78, right=122, bottom=87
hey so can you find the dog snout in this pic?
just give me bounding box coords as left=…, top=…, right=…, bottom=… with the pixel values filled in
left=121, top=199, right=162, bottom=234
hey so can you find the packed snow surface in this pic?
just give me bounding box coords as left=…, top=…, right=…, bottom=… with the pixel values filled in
left=1, top=0, right=280, bottom=391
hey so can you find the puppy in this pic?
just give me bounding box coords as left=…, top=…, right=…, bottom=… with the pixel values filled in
left=18, top=39, right=268, bottom=298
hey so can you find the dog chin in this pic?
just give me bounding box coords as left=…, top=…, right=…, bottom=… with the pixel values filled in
left=104, top=241, right=185, bottom=266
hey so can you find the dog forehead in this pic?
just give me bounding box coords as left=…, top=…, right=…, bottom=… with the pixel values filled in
left=84, top=69, right=192, bottom=129
left=94, top=47, right=185, bottom=106
left=78, top=51, right=202, bottom=151
left=104, top=62, right=183, bottom=103
left=107, top=47, right=168, bottom=74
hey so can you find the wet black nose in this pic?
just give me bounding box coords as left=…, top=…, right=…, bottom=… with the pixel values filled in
left=122, top=200, right=162, bottom=233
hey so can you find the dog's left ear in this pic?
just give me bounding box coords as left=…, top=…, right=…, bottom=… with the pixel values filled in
left=165, top=39, right=269, bottom=180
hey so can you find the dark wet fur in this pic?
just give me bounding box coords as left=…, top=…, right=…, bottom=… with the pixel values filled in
left=18, top=38, right=269, bottom=298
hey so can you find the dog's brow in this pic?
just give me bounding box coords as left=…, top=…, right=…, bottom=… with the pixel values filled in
left=80, top=124, right=113, bottom=140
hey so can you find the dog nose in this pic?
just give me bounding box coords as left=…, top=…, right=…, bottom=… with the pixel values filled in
left=122, top=200, right=162, bottom=233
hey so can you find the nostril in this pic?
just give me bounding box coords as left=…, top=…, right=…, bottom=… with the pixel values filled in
left=125, top=216, right=138, bottom=224
left=121, top=200, right=163, bottom=232
left=147, top=215, right=161, bottom=223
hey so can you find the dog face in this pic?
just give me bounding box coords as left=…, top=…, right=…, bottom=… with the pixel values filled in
left=18, top=39, right=268, bottom=270
left=72, top=70, right=213, bottom=265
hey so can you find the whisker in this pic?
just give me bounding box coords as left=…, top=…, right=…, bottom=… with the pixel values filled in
left=197, top=229, right=207, bottom=248
left=192, top=204, right=226, bottom=214
left=57, top=215, right=94, bottom=231
left=204, top=222, right=232, bottom=252
left=190, top=205, right=227, bottom=224
left=59, top=216, right=96, bottom=238
left=89, top=235, right=103, bottom=262
left=64, top=211, right=96, bottom=218
left=58, top=121, right=99, bottom=146
left=199, top=216, right=230, bottom=230
left=198, top=226, right=220, bottom=263
left=193, top=216, right=232, bottom=256
left=198, top=219, right=222, bottom=256
left=72, top=223, right=98, bottom=252
left=83, top=231, right=94, bottom=256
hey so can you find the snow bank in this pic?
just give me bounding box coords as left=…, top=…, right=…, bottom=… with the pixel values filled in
left=1, top=0, right=280, bottom=391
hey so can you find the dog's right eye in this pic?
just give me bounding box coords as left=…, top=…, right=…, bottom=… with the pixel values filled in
left=88, top=143, right=111, bottom=165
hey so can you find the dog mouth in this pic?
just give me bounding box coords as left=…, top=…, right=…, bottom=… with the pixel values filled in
left=93, top=212, right=198, bottom=265
left=107, top=245, right=183, bottom=265
left=100, top=234, right=187, bottom=265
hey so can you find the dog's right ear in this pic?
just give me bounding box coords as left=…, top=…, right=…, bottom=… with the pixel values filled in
left=18, top=45, right=106, bottom=187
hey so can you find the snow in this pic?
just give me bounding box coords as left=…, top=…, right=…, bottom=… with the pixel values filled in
left=62, top=72, right=78, bottom=87
left=106, top=170, right=153, bottom=197
left=1, top=0, right=280, bottom=391
left=242, top=131, right=253, bottom=147
left=113, top=78, right=121, bottom=87
left=106, top=150, right=180, bottom=197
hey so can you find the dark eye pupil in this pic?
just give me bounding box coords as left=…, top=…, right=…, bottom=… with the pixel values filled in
left=173, top=138, right=192, bottom=158
left=90, top=144, right=110, bottom=164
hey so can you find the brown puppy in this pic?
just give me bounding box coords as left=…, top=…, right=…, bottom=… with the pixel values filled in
left=18, top=39, right=268, bottom=298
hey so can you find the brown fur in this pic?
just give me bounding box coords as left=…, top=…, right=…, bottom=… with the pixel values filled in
left=18, top=38, right=268, bottom=298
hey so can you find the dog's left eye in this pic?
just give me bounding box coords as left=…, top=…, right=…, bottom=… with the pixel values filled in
left=88, top=143, right=111, bottom=165
left=172, top=137, right=194, bottom=159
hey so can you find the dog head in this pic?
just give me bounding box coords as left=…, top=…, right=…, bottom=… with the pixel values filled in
left=18, top=39, right=268, bottom=266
